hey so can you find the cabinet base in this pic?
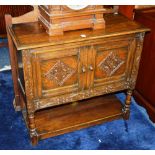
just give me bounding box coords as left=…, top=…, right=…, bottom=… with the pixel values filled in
left=27, top=94, right=125, bottom=142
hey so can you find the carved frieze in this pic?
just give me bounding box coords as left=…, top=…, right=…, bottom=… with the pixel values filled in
left=34, top=81, right=127, bottom=110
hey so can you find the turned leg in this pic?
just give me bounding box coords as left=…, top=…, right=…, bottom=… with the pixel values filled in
left=123, top=89, right=133, bottom=120
left=28, top=113, right=38, bottom=146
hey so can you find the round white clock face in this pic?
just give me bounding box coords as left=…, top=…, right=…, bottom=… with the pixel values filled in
left=66, top=5, right=88, bottom=10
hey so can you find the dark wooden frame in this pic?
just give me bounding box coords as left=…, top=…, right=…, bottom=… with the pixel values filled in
left=134, top=7, right=155, bottom=123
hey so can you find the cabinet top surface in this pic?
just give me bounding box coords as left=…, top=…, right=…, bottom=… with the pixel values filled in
left=8, top=14, right=149, bottom=50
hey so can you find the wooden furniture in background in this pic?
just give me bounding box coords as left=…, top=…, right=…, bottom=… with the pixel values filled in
left=0, top=5, right=33, bottom=36
left=0, top=5, right=33, bottom=47
left=6, top=10, right=148, bottom=145
left=118, top=5, right=135, bottom=20
left=134, top=7, right=155, bottom=122
left=118, top=5, right=154, bottom=20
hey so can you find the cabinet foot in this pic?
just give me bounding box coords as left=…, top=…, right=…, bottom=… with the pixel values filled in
left=123, top=89, right=132, bottom=120
left=30, top=130, right=39, bottom=146
left=13, top=97, right=21, bottom=111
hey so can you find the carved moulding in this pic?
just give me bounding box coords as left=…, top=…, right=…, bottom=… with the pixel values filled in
left=128, top=32, right=145, bottom=89
left=22, top=50, right=35, bottom=113
left=34, top=79, right=129, bottom=110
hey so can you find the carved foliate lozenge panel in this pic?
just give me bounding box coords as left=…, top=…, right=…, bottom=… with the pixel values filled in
left=98, top=51, right=125, bottom=76
left=45, top=60, right=75, bottom=86
left=95, top=47, right=128, bottom=82
left=34, top=49, right=79, bottom=99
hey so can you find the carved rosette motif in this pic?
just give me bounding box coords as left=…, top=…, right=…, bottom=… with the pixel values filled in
left=45, top=60, right=75, bottom=86
left=98, top=51, right=124, bottom=76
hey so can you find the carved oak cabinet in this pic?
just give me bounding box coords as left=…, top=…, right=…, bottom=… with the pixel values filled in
left=7, top=13, right=149, bottom=145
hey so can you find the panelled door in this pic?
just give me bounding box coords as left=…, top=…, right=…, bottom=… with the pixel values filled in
left=93, top=36, right=136, bottom=91
left=32, top=48, right=80, bottom=99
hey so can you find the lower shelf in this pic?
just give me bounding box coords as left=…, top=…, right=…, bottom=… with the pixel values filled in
left=34, top=94, right=124, bottom=140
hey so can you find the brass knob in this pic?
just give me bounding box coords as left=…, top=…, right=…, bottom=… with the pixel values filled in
left=89, top=65, right=94, bottom=71
left=82, top=66, right=86, bottom=73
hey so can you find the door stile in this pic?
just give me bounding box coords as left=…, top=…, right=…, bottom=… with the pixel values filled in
left=78, top=46, right=88, bottom=91
left=86, top=45, right=96, bottom=90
